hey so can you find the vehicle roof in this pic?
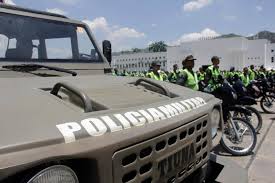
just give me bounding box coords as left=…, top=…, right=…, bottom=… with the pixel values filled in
left=0, top=4, right=84, bottom=25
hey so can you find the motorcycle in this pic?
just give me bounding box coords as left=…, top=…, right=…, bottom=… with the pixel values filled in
left=231, top=78, right=263, bottom=133
left=203, top=78, right=257, bottom=156
left=247, top=78, right=275, bottom=114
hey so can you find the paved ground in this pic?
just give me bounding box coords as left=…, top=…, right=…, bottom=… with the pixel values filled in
left=248, top=110, right=275, bottom=183
left=212, top=104, right=275, bottom=183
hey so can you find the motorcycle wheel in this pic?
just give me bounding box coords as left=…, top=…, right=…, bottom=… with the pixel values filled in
left=260, top=95, right=275, bottom=114
left=232, top=106, right=262, bottom=133
left=220, top=117, right=257, bottom=156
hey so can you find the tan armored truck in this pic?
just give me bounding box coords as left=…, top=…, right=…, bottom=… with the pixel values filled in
left=0, top=3, right=224, bottom=183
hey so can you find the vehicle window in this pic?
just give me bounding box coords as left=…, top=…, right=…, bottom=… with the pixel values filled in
left=0, top=34, right=8, bottom=57
left=46, top=38, right=72, bottom=59
left=32, top=40, right=39, bottom=59
left=77, top=27, right=99, bottom=61
left=8, top=38, right=17, bottom=49
left=0, top=13, right=102, bottom=62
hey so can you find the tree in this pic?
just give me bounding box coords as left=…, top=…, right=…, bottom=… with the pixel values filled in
left=148, top=41, right=167, bottom=52
left=132, top=48, right=142, bottom=53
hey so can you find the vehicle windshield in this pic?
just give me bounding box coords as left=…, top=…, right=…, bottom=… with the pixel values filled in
left=0, top=13, right=102, bottom=62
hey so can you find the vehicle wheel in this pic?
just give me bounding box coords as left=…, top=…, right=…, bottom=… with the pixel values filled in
left=245, top=106, right=263, bottom=133
left=220, top=117, right=257, bottom=156
left=260, top=95, right=275, bottom=114
left=232, top=106, right=262, bottom=133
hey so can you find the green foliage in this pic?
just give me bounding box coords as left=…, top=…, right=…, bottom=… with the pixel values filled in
left=148, top=41, right=167, bottom=52
left=132, top=48, right=142, bottom=53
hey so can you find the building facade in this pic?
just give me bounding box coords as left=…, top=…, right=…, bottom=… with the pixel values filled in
left=112, top=52, right=167, bottom=72
left=167, top=37, right=275, bottom=71
left=112, top=37, right=275, bottom=73
left=270, top=43, right=275, bottom=69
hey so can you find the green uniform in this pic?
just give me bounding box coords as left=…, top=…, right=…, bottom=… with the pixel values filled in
left=240, top=74, right=250, bottom=87
left=207, top=65, right=220, bottom=81
left=179, top=69, right=199, bottom=91
left=168, top=70, right=180, bottom=83
left=227, top=72, right=234, bottom=80
left=206, top=65, right=221, bottom=90
left=198, top=72, right=205, bottom=81
left=248, top=69, right=256, bottom=81
left=146, top=71, right=164, bottom=81
left=160, top=71, right=168, bottom=81
left=258, top=71, right=266, bottom=78
left=112, top=72, right=119, bottom=76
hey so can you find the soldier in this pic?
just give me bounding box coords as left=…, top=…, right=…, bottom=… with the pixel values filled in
left=258, top=65, right=266, bottom=79
left=177, top=55, right=199, bottom=91
left=146, top=61, right=164, bottom=81
left=112, top=68, right=119, bottom=76
left=205, top=56, right=221, bottom=91
left=240, top=67, right=250, bottom=87
left=248, top=65, right=256, bottom=81
left=121, top=69, right=129, bottom=76
left=198, top=67, right=205, bottom=81
left=168, top=64, right=180, bottom=83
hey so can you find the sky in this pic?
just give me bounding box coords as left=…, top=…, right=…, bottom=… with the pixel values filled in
left=4, top=0, right=275, bottom=51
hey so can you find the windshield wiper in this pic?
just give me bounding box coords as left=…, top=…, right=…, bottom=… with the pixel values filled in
left=2, top=64, right=77, bottom=76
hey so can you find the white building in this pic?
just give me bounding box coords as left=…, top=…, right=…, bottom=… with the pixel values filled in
left=112, top=37, right=275, bottom=73
left=112, top=52, right=167, bottom=72
left=167, top=37, right=275, bottom=71
left=270, top=43, right=275, bottom=69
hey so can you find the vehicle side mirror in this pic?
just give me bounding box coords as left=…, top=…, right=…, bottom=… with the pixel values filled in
left=102, top=40, right=112, bottom=64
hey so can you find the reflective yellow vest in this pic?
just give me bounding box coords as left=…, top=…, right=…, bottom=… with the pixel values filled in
left=248, top=69, right=255, bottom=81
left=241, top=74, right=250, bottom=87
left=146, top=71, right=164, bottom=81
left=207, top=65, right=220, bottom=82
left=182, top=69, right=199, bottom=91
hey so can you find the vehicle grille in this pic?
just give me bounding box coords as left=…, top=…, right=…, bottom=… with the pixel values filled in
left=112, top=115, right=211, bottom=183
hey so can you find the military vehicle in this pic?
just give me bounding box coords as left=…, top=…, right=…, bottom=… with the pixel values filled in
left=0, top=3, right=224, bottom=183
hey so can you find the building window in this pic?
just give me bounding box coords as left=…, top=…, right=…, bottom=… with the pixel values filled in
left=272, top=49, right=274, bottom=52
left=272, top=57, right=274, bottom=63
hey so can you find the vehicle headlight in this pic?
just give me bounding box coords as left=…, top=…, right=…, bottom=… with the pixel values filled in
left=27, top=165, right=78, bottom=183
left=211, top=108, right=221, bottom=138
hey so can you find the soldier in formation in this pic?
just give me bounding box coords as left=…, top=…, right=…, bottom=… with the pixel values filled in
left=112, top=57, right=275, bottom=92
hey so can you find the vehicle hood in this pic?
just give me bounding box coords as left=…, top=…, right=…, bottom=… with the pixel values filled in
left=0, top=75, right=215, bottom=155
